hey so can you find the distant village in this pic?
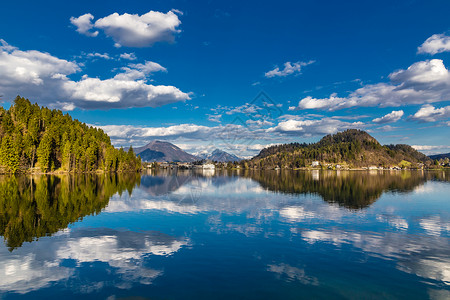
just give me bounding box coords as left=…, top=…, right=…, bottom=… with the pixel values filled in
left=146, top=161, right=217, bottom=170
left=136, top=133, right=450, bottom=173
left=144, top=157, right=450, bottom=171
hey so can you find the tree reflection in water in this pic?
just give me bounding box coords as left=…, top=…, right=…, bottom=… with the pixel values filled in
left=0, top=173, right=140, bottom=251
left=1, top=170, right=448, bottom=250
left=243, top=170, right=435, bottom=209
left=141, top=169, right=449, bottom=210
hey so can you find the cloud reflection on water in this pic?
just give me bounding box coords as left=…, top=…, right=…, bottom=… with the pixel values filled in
left=296, top=227, right=450, bottom=286
left=103, top=170, right=450, bottom=288
left=0, top=170, right=449, bottom=296
left=0, top=228, right=187, bottom=294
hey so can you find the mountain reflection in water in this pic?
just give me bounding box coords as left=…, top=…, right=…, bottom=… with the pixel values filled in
left=1, top=170, right=448, bottom=250
left=0, top=170, right=449, bottom=299
left=139, top=169, right=447, bottom=209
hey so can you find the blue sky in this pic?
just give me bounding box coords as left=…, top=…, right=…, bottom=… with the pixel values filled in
left=1, top=0, right=450, bottom=157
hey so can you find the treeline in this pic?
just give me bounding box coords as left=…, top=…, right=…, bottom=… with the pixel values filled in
left=0, top=96, right=141, bottom=173
left=239, top=129, right=431, bottom=169
left=255, top=142, right=309, bottom=160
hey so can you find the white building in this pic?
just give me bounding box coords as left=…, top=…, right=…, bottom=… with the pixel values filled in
left=202, top=163, right=215, bottom=170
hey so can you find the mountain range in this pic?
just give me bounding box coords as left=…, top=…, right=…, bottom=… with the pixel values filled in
left=134, top=141, right=199, bottom=162
left=199, top=149, right=242, bottom=162
left=429, top=153, right=450, bottom=160
left=135, top=141, right=242, bottom=163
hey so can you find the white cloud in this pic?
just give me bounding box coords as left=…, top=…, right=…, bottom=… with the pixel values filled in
left=170, top=9, right=184, bottom=16
left=266, top=117, right=365, bottom=136
left=207, top=114, right=222, bottom=123
left=86, top=52, right=111, bottom=60
left=212, top=101, right=283, bottom=121
left=294, top=59, right=450, bottom=111
left=418, top=33, right=450, bottom=55
left=97, top=123, right=255, bottom=142
left=115, top=61, right=167, bottom=80
left=129, top=61, right=167, bottom=74
left=0, top=39, right=15, bottom=51
left=246, top=119, right=274, bottom=127
left=0, top=39, right=80, bottom=86
left=377, top=125, right=398, bottom=132
left=411, top=145, right=449, bottom=151
left=62, top=77, right=188, bottom=109
left=410, top=104, right=450, bottom=122
left=0, top=40, right=189, bottom=110
left=389, top=59, right=450, bottom=86
left=225, top=103, right=262, bottom=115
left=70, top=13, right=99, bottom=37
left=265, top=60, right=314, bottom=78
left=120, top=52, right=137, bottom=60
left=411, top=144, right=450, bottom=155
left=372, top=110, right=404, bottom=124
left=245, top=143, right=279, bottom=151
left=89, top=10, right=182, bottom=47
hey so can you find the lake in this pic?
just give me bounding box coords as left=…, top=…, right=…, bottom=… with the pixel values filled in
left=0, top=170, right=449, bottom=299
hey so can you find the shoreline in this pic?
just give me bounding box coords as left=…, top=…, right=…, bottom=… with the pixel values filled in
left=1, top=167, right=448, bottom=175
left=0, top=169, right=142, bottom=175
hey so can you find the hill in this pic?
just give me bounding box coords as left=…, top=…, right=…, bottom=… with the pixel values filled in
left=0, top=96, right=141, bottom=173
left=206, top=149, right=242, bottom=162
left=246, top=129, right=430, bottom=169
left=429, top=153, right=450, bottom=160
left=135, top=140, right=199, bottom=162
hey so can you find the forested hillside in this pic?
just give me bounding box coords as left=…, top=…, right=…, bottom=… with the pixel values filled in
left=0, top=96, right=141, bottom=173
left=245, top=129, right=430, bottom=169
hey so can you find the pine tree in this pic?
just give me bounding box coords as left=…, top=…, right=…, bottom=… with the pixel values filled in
left=0, top=136, right=20, bottom=173
left=36, top=133, right=53, bottom=172
left=61, top=141, right=72, bottom=171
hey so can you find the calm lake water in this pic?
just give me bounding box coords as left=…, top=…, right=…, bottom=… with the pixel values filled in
left=0, top=170, right=449, bottom=299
